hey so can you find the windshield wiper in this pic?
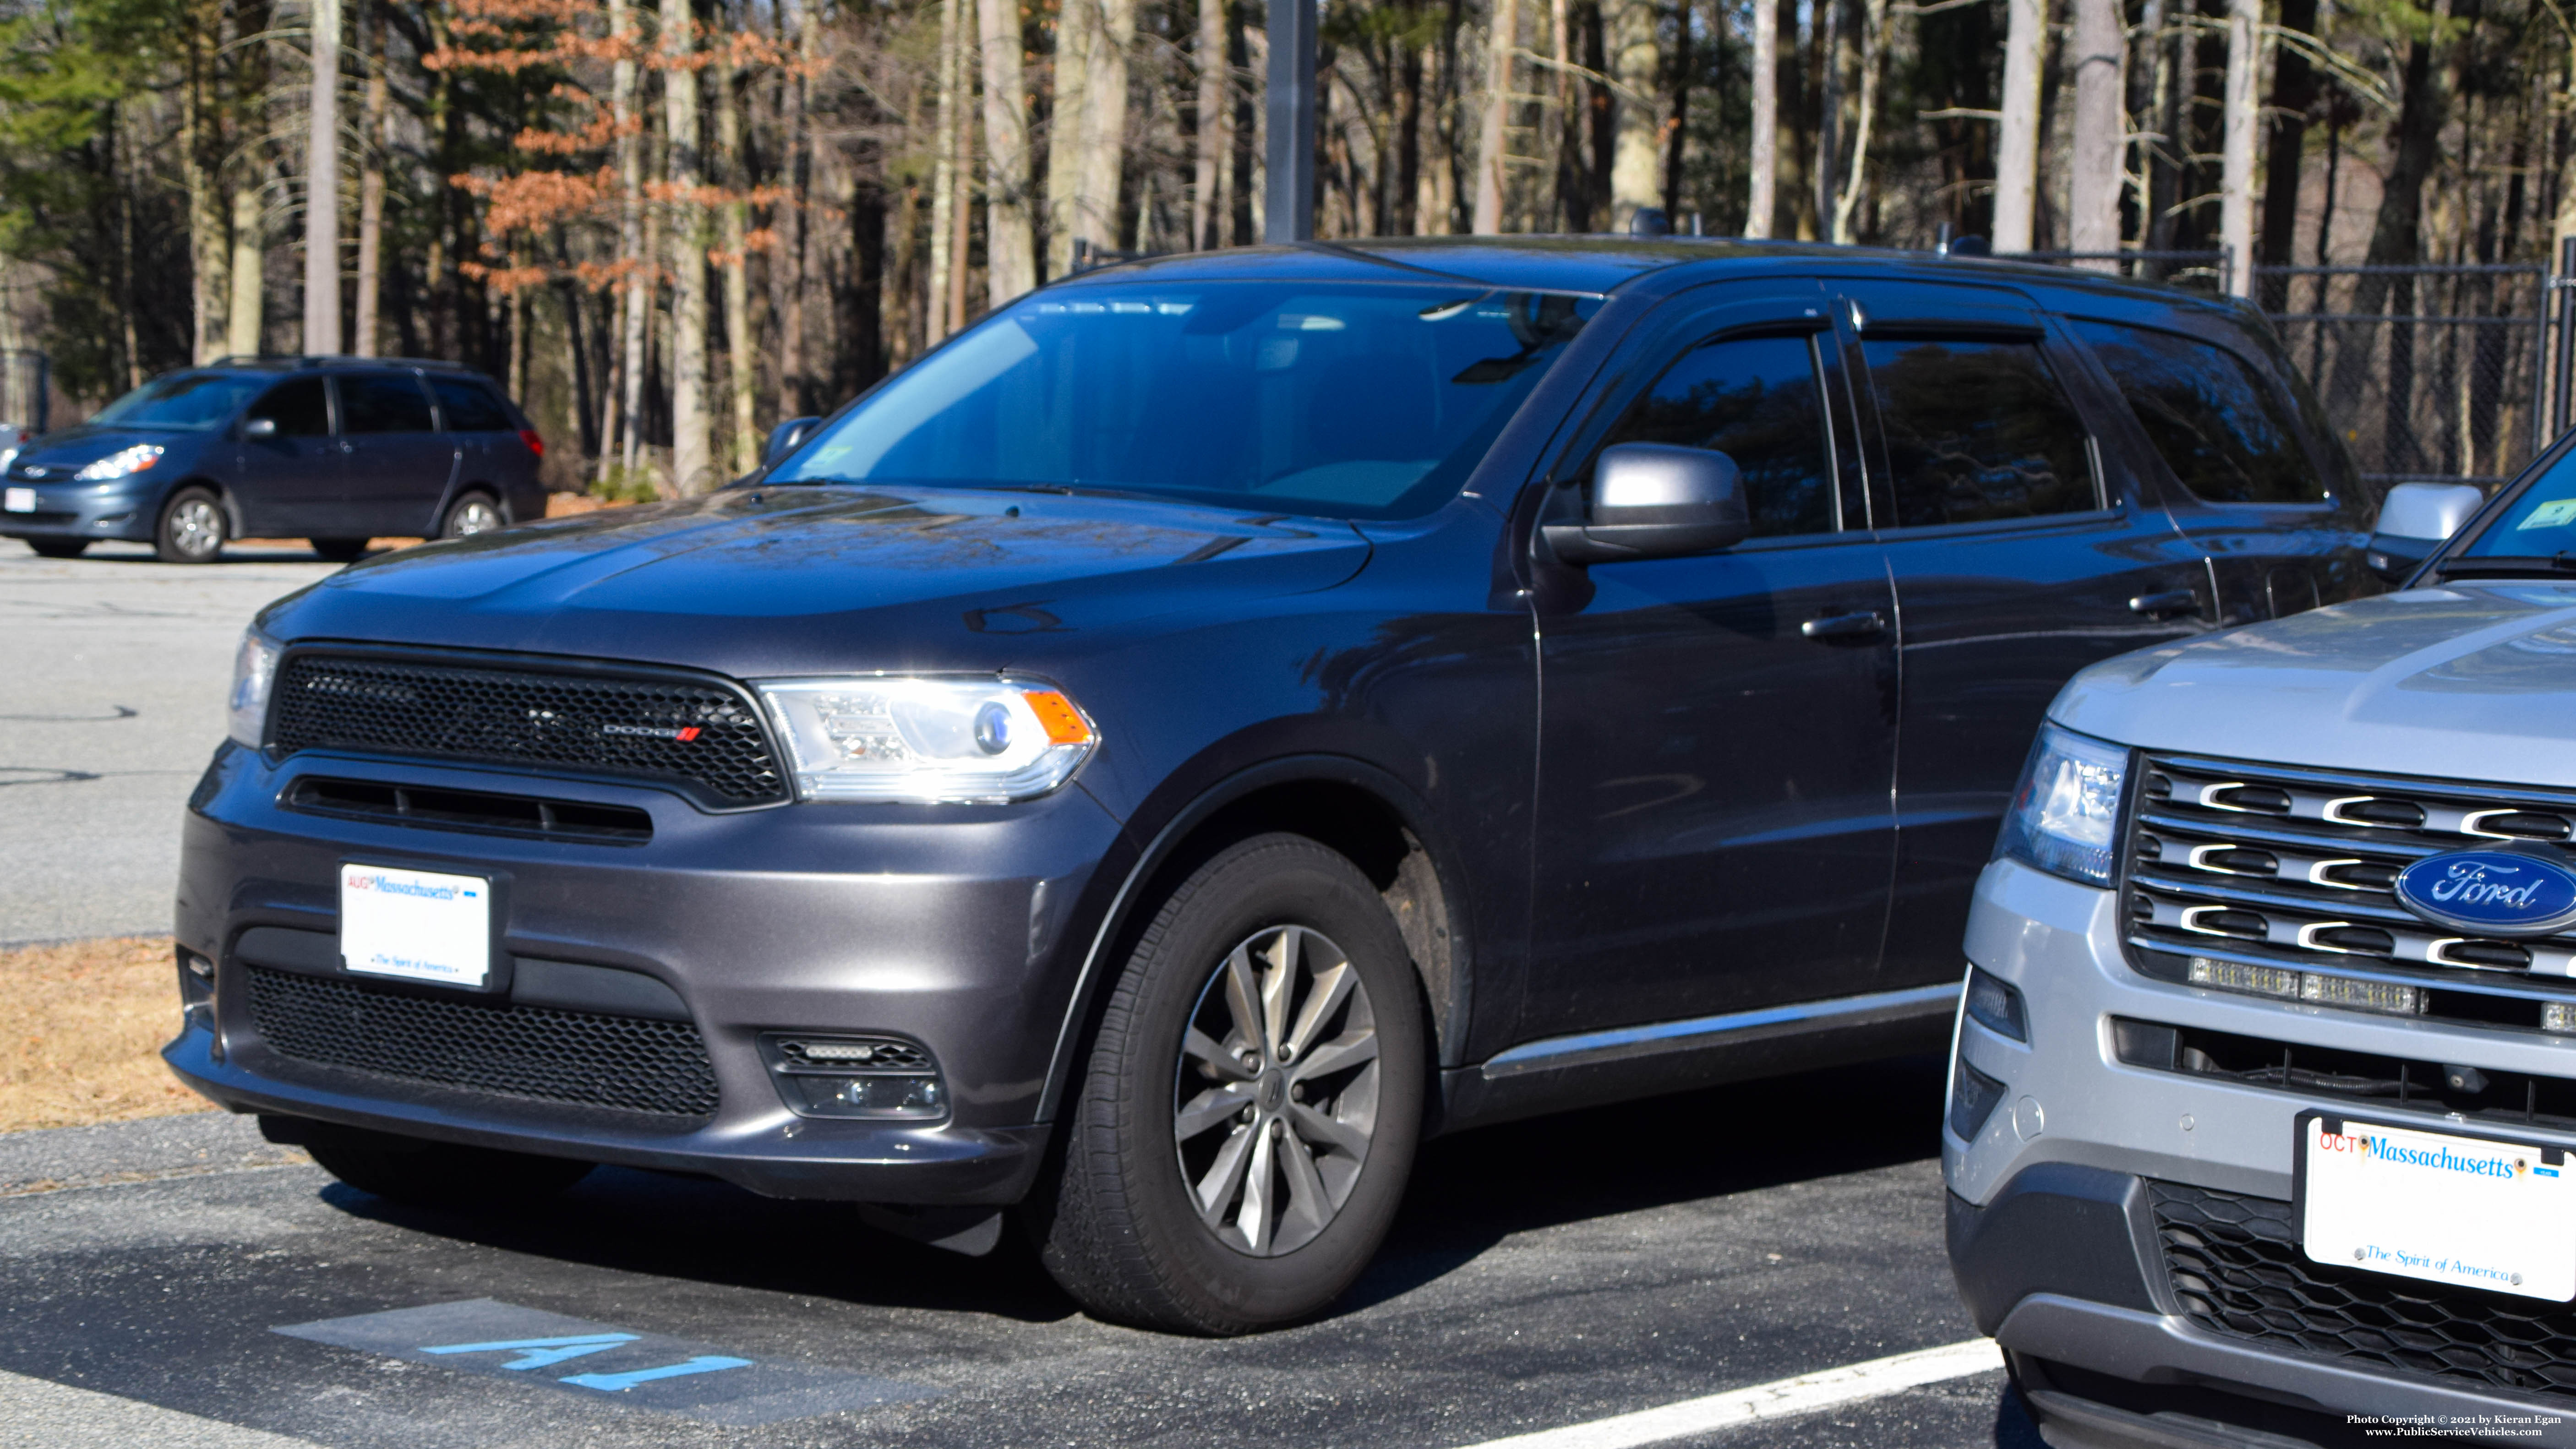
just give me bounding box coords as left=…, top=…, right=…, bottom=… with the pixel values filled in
left=2431, top=553, right=2576, bottom=580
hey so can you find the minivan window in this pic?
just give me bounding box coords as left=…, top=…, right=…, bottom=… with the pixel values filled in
left=339, top=373, right=436, bottom=433
left=1599, top=332, right=1838, bottom=538
left=87, top=372, right=267, bottom=431
left=430, top=376, right=514, bottom=431
left=246, top=377, right=331, bottom=437
left=772, top=283, right=1599, bottom=519
left=2070, top=319, right=2325, bottom=505
left=1864, top=337, right=2098, bottom=527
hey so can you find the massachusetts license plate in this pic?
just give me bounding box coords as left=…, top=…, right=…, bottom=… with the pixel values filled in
left=3, top=487, right=32, bottom=512
left=339, top=863, right=492, bottom=989
left=2300, top=1112, right=2576, bottom=1301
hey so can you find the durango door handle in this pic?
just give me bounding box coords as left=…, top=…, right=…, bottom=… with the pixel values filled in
left=2128, top=589, right=2201, bottom=617
left=1801, top=610, right=1888, bottom=640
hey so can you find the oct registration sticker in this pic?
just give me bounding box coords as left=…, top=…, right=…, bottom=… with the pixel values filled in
left=339, top=864, right=492, bottom=989
left=2301, top=1113, right=2576, bottom=1301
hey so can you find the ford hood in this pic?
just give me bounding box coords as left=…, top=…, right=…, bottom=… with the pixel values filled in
left=2053, top=582, right=2576, bottom=786
left=257, top=485, right=1374, bottom=676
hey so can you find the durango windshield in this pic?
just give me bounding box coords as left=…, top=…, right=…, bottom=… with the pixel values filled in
left=86, top=371, right=268, bottom=431
left=771, top=282, right=1598, bottom=518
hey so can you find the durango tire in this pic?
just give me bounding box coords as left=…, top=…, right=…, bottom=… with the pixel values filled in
left=1031, top=833, right=1426, bottom=1334
left=306, top=1127, right=594, bottom=1210
left=155, top=486, right=227, bottom=564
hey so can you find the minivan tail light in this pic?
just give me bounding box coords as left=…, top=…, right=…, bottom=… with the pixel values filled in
left=518, top=429, right=545, bottom=458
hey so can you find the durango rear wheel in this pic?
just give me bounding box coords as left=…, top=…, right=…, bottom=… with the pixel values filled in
left=1031, top=833, right=1425, bottom=1334
left=155, top=486, right=226, bottom=563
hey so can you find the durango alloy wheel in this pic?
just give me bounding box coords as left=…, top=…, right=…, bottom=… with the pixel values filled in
left=1173, top=923, right=1383, bottom=1257
left=1032, top=833, right=1425, bottom=1334
left=156, top=486, right=226, bottom=563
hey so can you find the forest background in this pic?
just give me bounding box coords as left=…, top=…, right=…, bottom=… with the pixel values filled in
left=0, top=0, right=2550, bottom=493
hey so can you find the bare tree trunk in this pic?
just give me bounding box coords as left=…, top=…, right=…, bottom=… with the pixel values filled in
left=184, top=36, right=229, bottom=364
left=2218, top=0, right=2258, bottom=296
left=979, top=0, right=1033, bottom=300
left=1746, top=0, right=1775, bottom=237
left=780, top=0, right=814, bottom=408
left=927, top=0, right=964, bottom=341
left=611, top=0, right=645, bottom=479
left=1992, top=0, right=2043, bottom=251
left=1830, top=0, right=1882, bottom=243
left=2066, top=0, right=2123, bottom=262
left=304, top=0, right=342, bottom=354
left=1046, top=0, right=1097, bottom=272
left=1471, top=0, right=1513, bottom=231
left=354, top=0, right=385, bottom=354
left=1811, top=0, right=1839, bottom=239
left=2255, top=0, right=2317, bottom=308
left=662, top=0, right=712, bottom=494
left=1603, top=0, right=1659, bottom=228
left=1081, top=0, right=1135, bottom=249
left=228, top=180, right=265, bottom=357
left=1192, top=0, right=1227, bottom=246
left=718, top=55, right=756, bottom=471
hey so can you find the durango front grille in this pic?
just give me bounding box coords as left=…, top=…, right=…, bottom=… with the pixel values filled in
left=2123, top=755, right=2576, bottom=1030
left=269, top=651, right=786, bottom=806
left=2154, top=1180, right=2576, bottom=1399
left=244, top=964, right=720, bottom=1117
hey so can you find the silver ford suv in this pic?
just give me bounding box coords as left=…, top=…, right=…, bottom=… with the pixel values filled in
left=1947, top=457, right=2576, bottom=1446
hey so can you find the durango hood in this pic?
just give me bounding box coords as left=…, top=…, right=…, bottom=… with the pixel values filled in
left=257, top=485, right=1374, bottom=676
left=2052, top=582, right=2576, bottom=786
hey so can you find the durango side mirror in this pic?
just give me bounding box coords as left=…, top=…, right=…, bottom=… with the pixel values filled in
left=1541, top=443, right=1751, bottom=565
left=243, top=417, right=278, bottom=439
left=2367, top=480, right=2485, bottom=582
left=764, top=415, right=821, bottom=467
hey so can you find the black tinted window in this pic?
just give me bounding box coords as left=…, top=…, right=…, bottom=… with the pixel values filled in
left=1864, top=337, right=2098, bottom=527
left=88, top=372, right=266, bottom=431
left=339, top=373, right=435, bottom=433
left=431, top=376, right=514, bottom=432
left=2071, top=320, right=2324, bottom=504
left=1602, top=332, right=1837, bottom=538
left=247, top=377, right=329, bottom=437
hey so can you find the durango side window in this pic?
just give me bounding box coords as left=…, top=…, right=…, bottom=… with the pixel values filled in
left=1597, top=333, right=1839, bottom=537
left=2069, top=319, right=2325, bottom=505
left=1864, top=336, right=2099, bottom=527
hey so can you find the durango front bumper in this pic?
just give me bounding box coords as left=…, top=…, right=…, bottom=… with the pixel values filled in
left=169, top=741, right=1126, bottom=1205
left=1948, top=858, right=2576, bottom=1442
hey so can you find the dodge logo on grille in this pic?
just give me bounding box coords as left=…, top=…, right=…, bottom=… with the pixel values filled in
left=600, top=724, right=703, bottom=742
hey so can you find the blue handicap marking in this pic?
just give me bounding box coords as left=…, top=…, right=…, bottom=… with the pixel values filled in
left=560, top=1355, right=755, bottom=1392
left=420, top=1333, right=639, bottom=1370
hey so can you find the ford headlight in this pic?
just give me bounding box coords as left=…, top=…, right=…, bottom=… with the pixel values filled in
left=75, top=443, right=164, bottom=480
left=1996, top=723, right=2128, bottom=887
left=229, top=628, right=281, bottom=748
left=756, top=676, right=1098, bottom=803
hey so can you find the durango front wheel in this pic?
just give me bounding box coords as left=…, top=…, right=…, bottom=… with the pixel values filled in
left=1031, top=833, right=1425, bottom=1334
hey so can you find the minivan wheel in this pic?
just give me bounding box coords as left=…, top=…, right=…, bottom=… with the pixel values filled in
left=308, top=537, right=371, bottom=562
left=440, top=492, right=504, bottom=538
left=1031, top=833, right=1425, bottom=1334
left=26, top=539, right=86, bottom=558
left=306, top=1127, right=594, bottom=1210
left=155, top=487, right=226, bottom=563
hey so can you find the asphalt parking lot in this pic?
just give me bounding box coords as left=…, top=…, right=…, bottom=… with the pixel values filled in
left=0, top=537, right=2024, bottom=1448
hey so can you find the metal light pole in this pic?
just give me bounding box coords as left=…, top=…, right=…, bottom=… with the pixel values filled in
left=1262, top=0, right=1317, bottom=243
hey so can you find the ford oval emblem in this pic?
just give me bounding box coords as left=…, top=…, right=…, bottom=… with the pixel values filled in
left=2394, top=846, right=2576, bottom=939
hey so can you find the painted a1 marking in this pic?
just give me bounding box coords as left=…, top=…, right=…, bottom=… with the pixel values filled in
left=423, top=1333, right=639, bottom=1370
left=562, top=1356, right=755, bottom=1392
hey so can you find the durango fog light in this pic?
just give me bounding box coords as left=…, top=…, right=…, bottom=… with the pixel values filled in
left=2188, top=956, right=2301, bottom=999
left=2545, top=1002, right=2576, bottom=1034
left=759, top=1034, right=948, bottom=1121
left=2300, top=973, right=2426, bottom=1016
left=757, top=675, right=1096, bottom=803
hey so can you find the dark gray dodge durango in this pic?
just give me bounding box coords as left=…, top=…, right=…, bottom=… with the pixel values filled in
left=174, top=240, right=2375, bottom=1334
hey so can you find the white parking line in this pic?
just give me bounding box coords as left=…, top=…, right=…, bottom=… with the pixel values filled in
left=0, top=1367, right=325, bottom=1449
left=1449, top=1338, right=2005, bottom=1449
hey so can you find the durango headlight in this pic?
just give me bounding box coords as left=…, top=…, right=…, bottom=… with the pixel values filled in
left=757, top=676, right=1097, bottom=803
left=1996, top=722, right=2129, bottom=887
left=75, top=443, right=163, bottom=480
left=228, top=628, right=281, bottom=748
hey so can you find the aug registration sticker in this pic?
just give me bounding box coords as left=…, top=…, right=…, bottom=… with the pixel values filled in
left=339, top=864, right=492, bottom=988
left=2302, top=1115, right=2576, bottom=1302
